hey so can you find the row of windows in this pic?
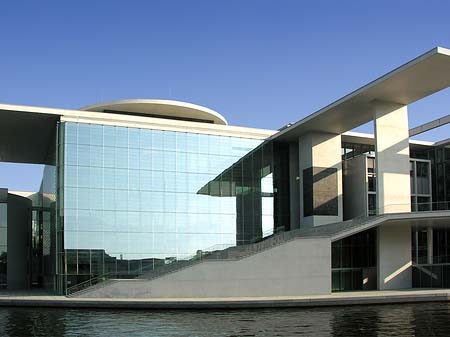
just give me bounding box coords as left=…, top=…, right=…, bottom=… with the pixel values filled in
left=63, top=214, right=274, bottom=233
left=64, top=210, right=240, bottom=231
left=64, top=172, right=269, bottom=194
left=62, top=250, right=218, bottom=276
left=63, top=231, right=237, bottom=255
left=65, top=145, right=247, bottom=171
left=64, top=188, right=274, bottom=213
left=64, top=168, right=221, bottom=190
left=65, top=123, right=262, bottom=154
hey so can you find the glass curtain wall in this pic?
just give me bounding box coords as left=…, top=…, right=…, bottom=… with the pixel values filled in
left=197, top=141, right=289, bottom=243
left=410, top=160, right=432, bottom=211
left=332, top=228, right=377, bottom=292
left=410, top=147, right=450, bottom=209
left=432, top=148, right=450, bottom=208
left=0, top=203, right=6, bottom=289
left=412, top=227, right=450, bottom=288
left=39, top=165, right=57, bottom=290
left=58, top=122, right=275, bottom=289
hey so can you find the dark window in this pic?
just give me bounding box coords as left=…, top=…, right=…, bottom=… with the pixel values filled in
left=368, top=176, right=376, bottom=192
left=368, top=194, right=376, bottom=216
left=331, top=228, right=377, bottom=292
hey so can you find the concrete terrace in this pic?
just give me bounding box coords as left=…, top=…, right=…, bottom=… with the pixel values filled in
left=1, top=289, right=450, bottom=309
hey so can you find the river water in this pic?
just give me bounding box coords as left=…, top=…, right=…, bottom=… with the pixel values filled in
left=0, top=302, right=449, bottom=336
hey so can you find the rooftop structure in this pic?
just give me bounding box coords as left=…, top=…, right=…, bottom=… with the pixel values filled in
left=80, top=99, right=229, bottom=125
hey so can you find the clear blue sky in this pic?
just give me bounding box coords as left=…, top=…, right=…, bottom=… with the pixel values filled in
left=1, top=0, right=450, bottom=191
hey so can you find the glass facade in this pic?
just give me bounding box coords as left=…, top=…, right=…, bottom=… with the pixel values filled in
left=0, top=203, right=6, bottom=289
left=412, top=227, right=450, bottom=288
left=410, top=147, right=450, bottom=209
left=367, top=157, right=376, bottom=215
left=58, top=122, right=282, bottom=288
left=343, top=151, right=432, bottom=217
left=410, top=160, right=432, bottom=211
left=38, top=165, right=57, bottom=290
left=332, top=229, right=377, bottom=292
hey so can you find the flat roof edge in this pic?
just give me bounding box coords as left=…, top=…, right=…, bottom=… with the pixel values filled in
left=0, top=102, right=275, bottom=139
left=273, top=46, right=450, bottom=141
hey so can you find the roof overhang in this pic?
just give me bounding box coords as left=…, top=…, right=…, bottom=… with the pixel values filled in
left=0, top=109, right=59, bottom=164
left=0, top=101, right=272, bottom=165
left=409, top=114, right=450, bottom=137
left=274, top=47, right=450, bottom=142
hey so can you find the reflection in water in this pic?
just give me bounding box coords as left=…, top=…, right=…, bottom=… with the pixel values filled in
left=1, top=302, right=450, bottom=336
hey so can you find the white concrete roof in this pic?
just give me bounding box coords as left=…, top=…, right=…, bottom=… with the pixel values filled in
left=409, top=114, right=450, bottom=137
left=0, top=100, right=274, bottom=164
left=274, top=47, right=450, bottom=142
left=80, top=99, right=228, bottom=125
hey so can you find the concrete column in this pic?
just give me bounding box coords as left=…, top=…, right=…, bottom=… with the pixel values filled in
left=378, top=224, right=412, bottom=290
left=7, top=193, right=32, bottom=290
left=373, top=101, right=411, bottom=214
left=427, top=227, right=433, bottom=264
left=342, top=155, right=369, bottom=220
left=298, top=132, right=343, bottom=227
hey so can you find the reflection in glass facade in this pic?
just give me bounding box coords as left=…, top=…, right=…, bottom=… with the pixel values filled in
left=58, top=122, right=285, bottom=288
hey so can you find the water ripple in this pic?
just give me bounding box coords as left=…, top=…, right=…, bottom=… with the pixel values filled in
left=1, top=302, right=450, bottom=336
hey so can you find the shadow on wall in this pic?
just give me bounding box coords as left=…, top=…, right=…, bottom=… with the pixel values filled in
left=303, top=166, right=339, bottom=217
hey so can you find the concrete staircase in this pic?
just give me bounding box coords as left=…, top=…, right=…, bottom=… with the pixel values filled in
left=67, top=210, right=449, bottom=297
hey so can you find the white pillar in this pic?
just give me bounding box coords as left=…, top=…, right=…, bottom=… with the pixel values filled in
left=378, top=224, right=412, bottom=290
left=298, top=132, right=343, bottom=227
left=373, top=101, right=411, bottom=214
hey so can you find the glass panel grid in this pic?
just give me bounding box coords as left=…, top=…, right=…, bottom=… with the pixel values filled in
left=60, top=123, right=272, bottom=284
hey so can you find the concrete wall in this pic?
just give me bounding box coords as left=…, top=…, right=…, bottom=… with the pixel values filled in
left=79, top=237, right=332, bottom=299
left=373, top=102, right=411, bottom=214
left=299, top=132, right=343, bottom=227
left=7, top=194, right=31, bottom=290
left=378, top=224, right=412, bottom=290
left=343, top=155, right=368, bottom=220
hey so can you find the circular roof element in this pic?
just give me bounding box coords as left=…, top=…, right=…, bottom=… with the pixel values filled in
left=80, top=99, right=228, bottom=125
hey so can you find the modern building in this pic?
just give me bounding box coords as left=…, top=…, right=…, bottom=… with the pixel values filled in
left=0, top=47, right=450, bottom=298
